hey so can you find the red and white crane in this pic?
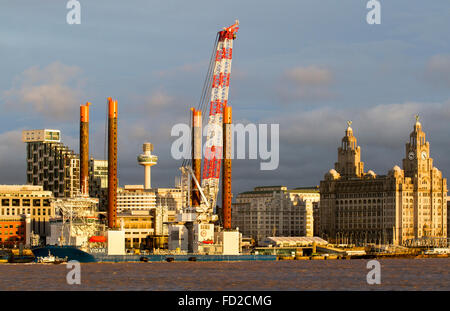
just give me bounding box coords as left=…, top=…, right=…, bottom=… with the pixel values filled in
left=201, top=20, right=239, bottom=210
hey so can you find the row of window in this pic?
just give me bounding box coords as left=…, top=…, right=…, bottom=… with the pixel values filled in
left=1, top=199, right=51, bottom=207
left=0, top=208, right=52, bottom=216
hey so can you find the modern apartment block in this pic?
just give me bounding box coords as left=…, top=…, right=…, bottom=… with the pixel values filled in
left=0, top=185, right=54, bottom=243
left=320, top=119, right=448, bottom=245
left=231, top=186, right=320, bottom=243
left=22, top=129, right=80, bottom=198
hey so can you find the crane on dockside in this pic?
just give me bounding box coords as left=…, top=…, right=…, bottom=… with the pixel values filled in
left=181, top=20, right=239, bottom=219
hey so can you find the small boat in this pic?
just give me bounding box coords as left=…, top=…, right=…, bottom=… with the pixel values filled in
left=36, top=250, right=68, bottom=264
left=0, top=250, right=9, bottom=263
left=8, top=254, right=35, bottom=263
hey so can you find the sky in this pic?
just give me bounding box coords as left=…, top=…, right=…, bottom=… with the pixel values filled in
left=0, top=1, right=450, bottom=195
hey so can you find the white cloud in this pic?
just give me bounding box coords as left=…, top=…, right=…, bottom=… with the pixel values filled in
left=277, top=66, right=335, bottom=103
left=274, top=100, right=450, bottom=149
left=425, top=54, right=450, bottom=86
left=2, top=62, right=84, bottom=121
left=284, top=66, right=333, bottom=85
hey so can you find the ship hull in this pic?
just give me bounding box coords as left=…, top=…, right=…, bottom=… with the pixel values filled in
left=33, top=246, right=276, bottom=263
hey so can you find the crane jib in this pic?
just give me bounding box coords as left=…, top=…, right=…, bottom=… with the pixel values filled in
left=200, top=20, right=239, bottom=209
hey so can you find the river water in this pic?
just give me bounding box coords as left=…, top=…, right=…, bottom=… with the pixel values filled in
left=0, top=258, right=448, bottom=290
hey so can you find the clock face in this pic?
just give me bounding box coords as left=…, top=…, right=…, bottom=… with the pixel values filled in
left=421, top=151, right=427, bottom=160
left=408, top=151, right=415, bottom=161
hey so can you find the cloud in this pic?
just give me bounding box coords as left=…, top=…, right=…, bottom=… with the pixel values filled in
left=0, top=130, right=26, bottom=184
left=155, top=60, right=208, bottom=78
left=277, top=66, right=335, bottom=103
left=284, top=66, right=333, bottom=85
left=425, top=54, right=450, bottom=87
left=2, top=62, right=84, bottom=121
left=257, top=99, right=450, bottom=188
left=275, top=100, right=450, bottom=148
left=144, top=89, right=175, bottom=111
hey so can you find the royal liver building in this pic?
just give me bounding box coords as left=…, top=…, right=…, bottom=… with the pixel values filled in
left=320, top=117, right=447, bottom=245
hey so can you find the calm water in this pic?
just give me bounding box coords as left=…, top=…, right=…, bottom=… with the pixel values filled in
left=0, top=258, right=449, bottom=291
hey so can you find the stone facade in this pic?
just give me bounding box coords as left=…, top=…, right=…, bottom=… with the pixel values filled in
left=320, top=119, right=447, bottom=245
left=0, top=185, right=54, bottom=241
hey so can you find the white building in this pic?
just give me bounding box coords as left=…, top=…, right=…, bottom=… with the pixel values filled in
left=232, top=186, right=320, bottom=243
left=116, top=185, right=184, bottom=249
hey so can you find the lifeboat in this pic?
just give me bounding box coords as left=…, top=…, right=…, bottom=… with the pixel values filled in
left=89, top=236, right=107, bottom=243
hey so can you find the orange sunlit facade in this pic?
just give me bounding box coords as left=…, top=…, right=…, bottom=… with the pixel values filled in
left=0, top=216, right=26, bottom=246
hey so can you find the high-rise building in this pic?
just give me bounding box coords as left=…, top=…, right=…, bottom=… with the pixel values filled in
left=22, top=129, right=80, bottom=198
left=320, top=118, right=448, bottom=245
left=232, top=186, right=319, bottom=243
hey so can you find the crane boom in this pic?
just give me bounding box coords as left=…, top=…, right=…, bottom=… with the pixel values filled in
left=201, top=20, right=239, bottom=210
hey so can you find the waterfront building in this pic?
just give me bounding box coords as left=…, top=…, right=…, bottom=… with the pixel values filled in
left=0, top=185, right=54, bottom=242
left=313, top=201, right=320, bottom=236
left=448, top=196, right=450, bottom=238
left=116, top=185, right=183, bottom=249
left=0, top=215, right=31, bottom=247
left=116, top=185, right=156, bottom=249
left=258, top=236, right=327, bottom=248
left=232, top=186, right=319, bottom=243
left=320, top=118, right=448, bottom=245
left=154, top=187, right=184, bottom=225
left=117, top=210, right=155, bottom=249
left=22, top=129, right=80, bottom=198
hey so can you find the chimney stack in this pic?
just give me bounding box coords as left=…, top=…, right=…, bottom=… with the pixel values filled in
left=80, top=102, right=90, bottom=195
left=107, top=97, right=118, bottom=229
left=191, top=108, right=202, bottom=206
left=222, top=106, right=232, bottom=229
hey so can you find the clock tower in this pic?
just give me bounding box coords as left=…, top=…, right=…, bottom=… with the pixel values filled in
left=334, top=121, right=365, bottom=178
left=401, top=115, right=447, bottom=239
left=403, top=115, right=432, bottom=178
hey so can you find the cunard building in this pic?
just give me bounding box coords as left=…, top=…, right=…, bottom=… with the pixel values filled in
left=320, top=117, right=447, bottom=245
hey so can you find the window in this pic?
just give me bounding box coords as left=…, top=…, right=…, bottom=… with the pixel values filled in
left=1, top=199, right=9, bottom=206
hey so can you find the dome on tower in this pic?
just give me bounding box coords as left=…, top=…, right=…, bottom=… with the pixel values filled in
left=325, top=169, right=340, bottom=180
left=366, top=170, right=376, bottom=178
left=388, top=165, right=403, bottom=177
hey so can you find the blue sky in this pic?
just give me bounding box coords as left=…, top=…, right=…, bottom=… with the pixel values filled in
left=1, top=1, right=450, bottom=194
